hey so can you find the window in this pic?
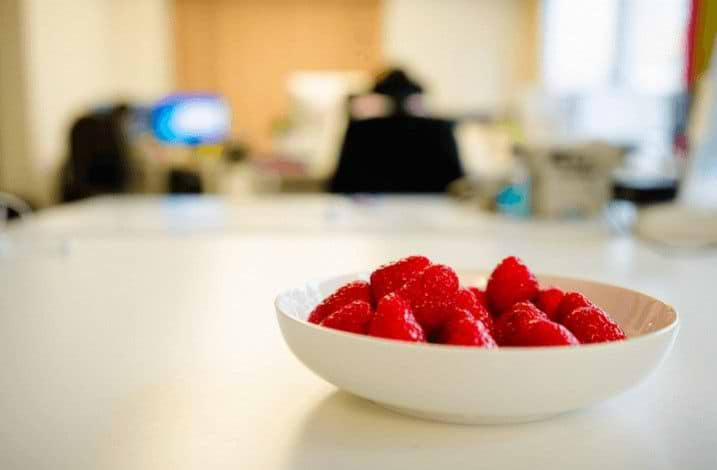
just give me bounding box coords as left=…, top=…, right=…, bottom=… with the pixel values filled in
left=541, top=0, right=689, bottom=167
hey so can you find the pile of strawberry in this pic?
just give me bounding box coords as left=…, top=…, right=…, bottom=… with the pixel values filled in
left=307, top=256, right=626, bottom=347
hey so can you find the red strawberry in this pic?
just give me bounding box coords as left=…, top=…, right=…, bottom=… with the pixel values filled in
left=401, top=263, right=459, bottom=300
left=495, top=301, right=546, bottom=345
left=555, top=292, right=594, bottom=323
left=562, top=306, right=626, bottom=344
left=396, top=264, right=460, bottom=334
left=512, top=319, right=579, bottom=346
left=369, top=255, right=431, bottom=300
left=436, top=309, right=497, bottom=347
left=409, top=298, right=451, bottom=336
left=467, top=287, right=488, bottom=310
left=486, top=256, right=539, bottom=314
left=307, top=281, right=373, bottom=324
left=368, top=293, right=426, bottom=342
left=320, top=300, right=373, bottom=334
left=453, top=287, right=495, bottom=336
left=533, top=287, right=565, bottom=321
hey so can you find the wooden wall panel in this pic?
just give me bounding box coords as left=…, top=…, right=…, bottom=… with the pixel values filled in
left=515, top=0, right=540, bottom=85
left=174, top=0, right=382, bottom=153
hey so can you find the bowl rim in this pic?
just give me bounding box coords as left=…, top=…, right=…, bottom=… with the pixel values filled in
left=275, top=271, right=680, bottom=354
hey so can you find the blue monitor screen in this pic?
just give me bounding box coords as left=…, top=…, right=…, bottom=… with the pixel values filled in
left=151, top=93, right=231, bottom=145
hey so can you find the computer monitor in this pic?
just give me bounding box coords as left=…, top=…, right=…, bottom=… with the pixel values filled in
left=151, top=93, right=231, bottom=146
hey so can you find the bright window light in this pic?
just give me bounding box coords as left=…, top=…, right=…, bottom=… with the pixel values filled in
left=541, top=0, right=619, bottom=93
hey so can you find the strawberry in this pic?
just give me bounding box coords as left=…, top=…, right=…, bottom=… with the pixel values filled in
left=453, top=287, right=495, bottom=336
left=368, top=293, right=426, bottom=342
left=533, top=287, right=565, bottom=321
left=320, top=300, right=373, bottom=334
left=307, top=280, right=373, bottom=324
left=562, top=306, right=626, bottom=344
left=467, top=287, right=489, bottom=310
left=395, top=264, right=460, bottom=334
left=555, top=292, right=594, bottom=323
left=436, top=309, right=497, bottom=347
left=486, top=256, right=539, bottom=314
left=495, top=301, right=546, bottom=346
left=408, top=298, right=452, bottom=336
left=369, top=255, right=431, bottom=300
left=511, top=319, right=579, bottom=346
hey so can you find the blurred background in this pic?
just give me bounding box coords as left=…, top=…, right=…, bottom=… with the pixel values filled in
left=0, top=0, right=715, bottom=222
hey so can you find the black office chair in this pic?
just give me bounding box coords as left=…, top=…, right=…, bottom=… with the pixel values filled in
left=329, top=116, right=464, bottom=193
left=59, top=109, right=131, bottom=202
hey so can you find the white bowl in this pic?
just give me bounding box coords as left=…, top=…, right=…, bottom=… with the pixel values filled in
left=275, top=271, right=679, bottom=424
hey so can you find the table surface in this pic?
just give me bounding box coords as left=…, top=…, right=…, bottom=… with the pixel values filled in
left=1, top=195, right=716, bottom=470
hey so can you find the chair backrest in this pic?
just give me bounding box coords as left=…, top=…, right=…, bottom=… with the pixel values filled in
left=330, top=116, right=464, bottom=193
left=60, top=113, right=130, bottom=202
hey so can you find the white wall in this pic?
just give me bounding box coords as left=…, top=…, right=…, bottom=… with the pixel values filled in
left=22, top=0, right=115, bottom=185
left=0, top=0, right=175, bottom=206
left=105, top=0, right=175, bottom=101
left=0, top=0, right=36, bottom=200
left=383, top=0, right=526, bottom=115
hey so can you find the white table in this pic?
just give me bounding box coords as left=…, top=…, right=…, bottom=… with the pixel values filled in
left=1, top=195, right=715, bottom=469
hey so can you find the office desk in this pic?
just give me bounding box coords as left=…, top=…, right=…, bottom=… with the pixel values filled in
left=1, top=195, right=715, bottom=469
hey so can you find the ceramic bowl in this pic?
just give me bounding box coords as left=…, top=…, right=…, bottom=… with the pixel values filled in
left=276, top=271, right=678, bottom=424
